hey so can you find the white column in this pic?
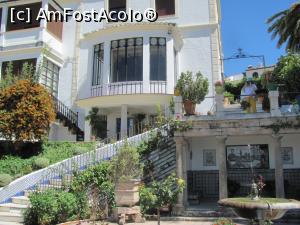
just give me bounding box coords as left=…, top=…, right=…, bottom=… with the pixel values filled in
left=84, top=108, right=92, bottom=142
left=269, top=91, right=281, bottom=117
left=102, top=41, right=110, bottom=85
left=0, top=5, right=8, bottom=47
left=102, top=41, right=111, bottom=95
left=120, top=105, right=128, bottom=139
left=272, top=134, right=285, bottom=198
left=143, top=37, right=150, bottom=93
left=216, top=136, right=228, bottom=200
left=166, top=37, right=175, bottom=94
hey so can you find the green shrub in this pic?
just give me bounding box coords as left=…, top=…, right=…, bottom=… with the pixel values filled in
left=70, top=162, right=115, bottom=214
left=56, top=191, right=77, bottom=223
left=41, top=142, right=95, bottom=164
left=33, top=158, right=50, bottom=169
left=72, top=146, right=89, bottom=156
left=0, top=173, right=12, bottom=187
left=224, top=91, right=235, bottom=103
left=0, top=142, right=95, bottom=183
left=24, top=189, right=78, bottom=225
left=0, top=155, right=33, bottom=177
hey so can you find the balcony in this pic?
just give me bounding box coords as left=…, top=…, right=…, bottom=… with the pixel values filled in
left=91, top=81, right=168, bottom=97
left=77, top=81, right=171, bottom=109
left=174, top=90, right=300, bottom=121
left=0, top=2, right=63, bottom=54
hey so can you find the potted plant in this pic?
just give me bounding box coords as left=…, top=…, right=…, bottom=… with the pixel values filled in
left=111, top=141, right=143, bottom=207
left=223, top=91, right=234, bottom=106
left=139, top=174, right=185, bottom=225
left=255, top=88, right=268, bottom=104
left=241, top=99, right=251, bottom=112
left=175, top=71, right=209, bottom=115
left=215, top=80, right=224, bottom=95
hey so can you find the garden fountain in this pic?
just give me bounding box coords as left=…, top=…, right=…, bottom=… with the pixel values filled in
left=218, top=144, right=300, bottom=224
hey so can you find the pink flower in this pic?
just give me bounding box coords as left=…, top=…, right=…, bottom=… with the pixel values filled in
left=215, top=80, right=224, bottom=87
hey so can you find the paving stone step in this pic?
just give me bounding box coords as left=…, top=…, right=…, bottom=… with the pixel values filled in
left=0, top=212, right=23, bottom=223
left=0, top=203, right=27, bottom=213
left=0, top=221, right=23, bottom=225
left=36, top=184, right=62, bottom=190
left=11, top=196, right=29, bottom=206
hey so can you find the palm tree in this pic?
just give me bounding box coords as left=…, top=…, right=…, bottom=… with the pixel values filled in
left=267, top=2, right=300, bottom=52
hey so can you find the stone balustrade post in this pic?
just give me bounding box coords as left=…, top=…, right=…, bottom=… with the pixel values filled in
left=215, top=94, right=225, bottom=118
left=174, top=96, right=183, bottom=120
left=269, top=91, right=282, bottom=117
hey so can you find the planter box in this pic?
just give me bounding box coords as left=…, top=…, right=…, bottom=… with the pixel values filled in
left=115, top=179, right=140, bottom=207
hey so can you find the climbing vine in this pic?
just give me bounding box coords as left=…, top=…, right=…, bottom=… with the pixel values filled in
left=264, top=116, right=300, bottom=134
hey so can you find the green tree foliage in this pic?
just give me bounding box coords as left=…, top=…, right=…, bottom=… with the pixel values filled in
left=267, top=2, right=300, bottom=52
left=272, top=53, right=300, bottom=98
left=139, top=174, right=185, bottom=225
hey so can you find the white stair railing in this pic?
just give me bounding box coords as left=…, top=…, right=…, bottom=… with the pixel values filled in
left=0, top=129, right=157, bottom=204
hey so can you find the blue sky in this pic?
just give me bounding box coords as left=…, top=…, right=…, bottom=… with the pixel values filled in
left=221, top=0, right=296, bottom=76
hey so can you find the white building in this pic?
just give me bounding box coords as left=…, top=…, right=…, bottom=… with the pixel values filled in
left=225, top=73, right=245, bottom=81
left=245, top=65, right=275, bottom=79
left=0, top=0, right=223, bottom=141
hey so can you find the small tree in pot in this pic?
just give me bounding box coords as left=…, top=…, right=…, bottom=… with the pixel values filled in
left=111, top=141, right=143, bottom=207
left=139, top=174, right=185, bottom=225
left=175, top=71, right=209, bottom=115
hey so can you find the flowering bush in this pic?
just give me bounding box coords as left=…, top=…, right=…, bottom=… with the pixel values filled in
left=0, top=79, right=55, bottom=143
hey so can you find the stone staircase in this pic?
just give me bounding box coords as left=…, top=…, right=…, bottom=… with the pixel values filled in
left=0, top=175, right=72, bottom=224
left=0, top=130, right=155, bottom=224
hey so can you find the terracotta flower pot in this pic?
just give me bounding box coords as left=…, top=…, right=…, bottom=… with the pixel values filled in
left=183, top=100, right=196, bottom=115
left=224, top=97, right=230, bottom=106
left=258, top=95, right=264, bottom=104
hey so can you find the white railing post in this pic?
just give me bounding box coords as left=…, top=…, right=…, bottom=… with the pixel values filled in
left=174, top=96, right=183, bottom=120
left=215, top=94, right=225, bottom=118
left=269, top=90, right=282, bottom=117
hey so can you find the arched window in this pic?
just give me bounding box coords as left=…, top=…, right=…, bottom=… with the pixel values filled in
left=252, top=72, right=259, bottom=79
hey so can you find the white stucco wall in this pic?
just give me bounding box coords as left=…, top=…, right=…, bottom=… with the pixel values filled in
left=79, top=0, right=211, bottom=36
left=189, top=134, right=300, bottom=171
